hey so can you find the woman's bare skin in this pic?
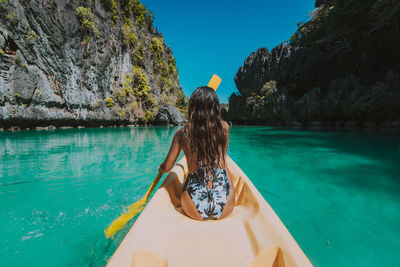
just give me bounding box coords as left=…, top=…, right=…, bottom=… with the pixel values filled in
left=160, top=121, right=235, bottom=220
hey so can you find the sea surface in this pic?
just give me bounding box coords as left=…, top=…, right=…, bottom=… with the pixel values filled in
left=0, top=126, right=399, bottom=266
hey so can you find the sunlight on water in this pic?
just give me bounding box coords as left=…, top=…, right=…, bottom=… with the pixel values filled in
left=0, top=126, right=399, bottom=266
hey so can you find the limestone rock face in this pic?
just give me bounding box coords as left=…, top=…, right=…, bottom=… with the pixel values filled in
left=0, top=0, right=184, bottom=128
left=154, top=104, right=186, bottom=125
left=234, top=44, right=319, bottom=98
left=227, top=0, right=400, bottom=127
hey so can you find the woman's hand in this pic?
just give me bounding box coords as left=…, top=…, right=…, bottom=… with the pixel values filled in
left=158, top=162, right=166, bottom=173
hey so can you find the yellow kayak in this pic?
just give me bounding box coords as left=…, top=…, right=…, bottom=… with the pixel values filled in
left=107, top=156, right=312, bottom=267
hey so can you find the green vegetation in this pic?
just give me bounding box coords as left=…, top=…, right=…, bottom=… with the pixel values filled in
left=119, top=66, right=151, bottom=101
left=76, top=6, right=99, bottom=38
left=131, top=0, right=147, bottom=27
left=67, top=0, right=184, bottom=123
left=147, top=94, right=156, bottom=106
left=22, top=63, right=28, bottom=69
left=133, top=43, right=144, bottom=67
left=143, top=109, right=155, bottom=122
left=129, top=101, right=141, bottom=117
left=5, top=11, right=17, bottom=22
left=159, top=75, right=174, bottom=90
left=288, top=0, right=400, bottom=80
left=100, top=0, right=155, bottom=30
left=260, top=80, right=277, bottom=96
left=130, top=65, right=150, bottom=100
left=154, top=62, right=168, bottom=78
left=120, top=0, right=154, bottom=29
left=101, top=0, right=118, bottom=26
left=150, top=38, right=168, bottom=74
left=289, top=5, right=334, bottom=45
left=111, top=66, right=160, bottom=122
left=15, top=92, right=21, bottom=98
left=168, top=55, right=177, bottom=74
left=0, top=0, right=7, bottom=4
left=115, top=88, right=128, bottom=102
left=175, top=90, right=188, bottom=116
left=150, top=37, right=164, bottom=60
left=121, top=19, right=137, bottom=46
left=25, top=30, right=39, bottom=42
left=119, top=108, right=126, bottom=117
left=0, top=49, right=4, bottom=55
left=105, top=97, right=114, bottom=107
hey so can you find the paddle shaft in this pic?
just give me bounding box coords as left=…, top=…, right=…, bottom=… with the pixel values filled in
left=143, top=171, right=163, bottom=202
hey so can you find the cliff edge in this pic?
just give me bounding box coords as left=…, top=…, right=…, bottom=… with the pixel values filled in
left=0, top=0, right=186, bottom=129
left=228, top=0, right=400, bottom=127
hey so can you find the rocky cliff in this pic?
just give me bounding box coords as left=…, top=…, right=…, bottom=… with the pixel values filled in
left=0, top=0, right=186, bottom=129
left=227, top=0, right=400, bottom=127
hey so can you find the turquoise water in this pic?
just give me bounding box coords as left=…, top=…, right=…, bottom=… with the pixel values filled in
left=0, top=126, right=399, bottom=266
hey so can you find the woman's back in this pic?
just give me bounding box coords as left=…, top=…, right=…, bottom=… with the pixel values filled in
left=179, top=121, right=235, bottom=220
left=178, top=121, right=230, bottom=174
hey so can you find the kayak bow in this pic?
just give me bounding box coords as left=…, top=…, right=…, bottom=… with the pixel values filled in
left=107, top=156, right=312, bottom=267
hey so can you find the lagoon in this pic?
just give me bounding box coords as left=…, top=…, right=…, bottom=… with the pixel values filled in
left=0, top=126, right=399, bottom=266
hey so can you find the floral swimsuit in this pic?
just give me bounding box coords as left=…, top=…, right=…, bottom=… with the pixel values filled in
left=181, top=126, right=231, bottom=219
left=183, top=165, right=231, bottom=220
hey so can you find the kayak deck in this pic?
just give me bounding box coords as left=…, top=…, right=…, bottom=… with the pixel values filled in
left=107, top=156, right=312, bottom=267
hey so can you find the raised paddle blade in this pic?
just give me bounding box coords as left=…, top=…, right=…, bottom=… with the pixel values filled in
left=207, top=74, right=221, bottom=90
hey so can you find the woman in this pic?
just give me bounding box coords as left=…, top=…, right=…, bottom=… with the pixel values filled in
left=158, top=86, right=235, bottom=220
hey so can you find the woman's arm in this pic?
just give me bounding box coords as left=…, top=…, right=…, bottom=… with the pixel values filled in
left=223, top=120, right=230, bottom=155
left=159, top=130, right=182, bottom=173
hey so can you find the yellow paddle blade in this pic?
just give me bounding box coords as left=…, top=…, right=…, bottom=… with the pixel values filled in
left=104, top=198, right=146, bottom=238
left=207, top=74, right=221, bottom=90
left=105, top=171, right=164, bottom=238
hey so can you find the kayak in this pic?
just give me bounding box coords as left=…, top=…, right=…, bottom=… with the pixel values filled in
left=107, top=156, right=312, bottom=267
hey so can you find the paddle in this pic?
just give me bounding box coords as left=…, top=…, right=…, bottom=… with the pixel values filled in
left=104, top=74, right=221, bottom=238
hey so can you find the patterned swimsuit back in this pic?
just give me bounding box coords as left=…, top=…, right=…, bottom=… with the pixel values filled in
left=182, top=127, right=231, bottom=220
left=183, top=166, right=231, bottom=220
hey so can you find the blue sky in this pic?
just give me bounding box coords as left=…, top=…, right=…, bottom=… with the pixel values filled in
left=140, top=0, right=316, bottom=103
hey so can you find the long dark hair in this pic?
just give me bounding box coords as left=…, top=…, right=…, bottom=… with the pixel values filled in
left=186, top=86, right=227, bottom=172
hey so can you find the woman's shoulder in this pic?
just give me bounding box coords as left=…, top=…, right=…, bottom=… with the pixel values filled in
left=221, top=120, right=230, bottom=132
